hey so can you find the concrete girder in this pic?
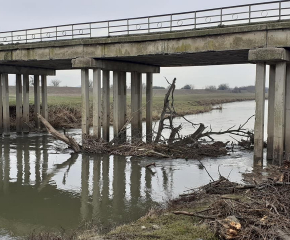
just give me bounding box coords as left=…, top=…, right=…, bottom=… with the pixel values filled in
left=72, top=58, right=160, bottom=73
left=0, top=65, right=55, bottom=75
left=249, top=48, right=290, bottom=64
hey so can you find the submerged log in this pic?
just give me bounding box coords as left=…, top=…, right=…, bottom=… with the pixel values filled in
left=38, top=114, right=81, bottom=153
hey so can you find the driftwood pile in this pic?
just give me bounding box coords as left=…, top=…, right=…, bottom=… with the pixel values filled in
left=38, top=78, right=254, bottom=159
left=172, top=162, right=290, bottom=240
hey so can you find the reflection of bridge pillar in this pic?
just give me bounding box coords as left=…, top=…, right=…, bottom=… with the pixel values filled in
left=102, top=70, right=110, bottom=141
left=93, top=69, right=101, bottom=138
left=23, top=74, right=30, bottom=133
left=16, top=138, right=23, bottom=185
left=101, top=155, right=110, bottom=225
left=42, top=135, right=48, bottom=179
left=0, top=139, right=3, bottom=191
left=131, top=72, right=142, bottom=142
left=16, top=74, right=23, bottom=133
left=35, top=136, right=41, bottom=185
left=2, top=73, right=10, bottom=136
left=3, top=138, right=10, bottom=194
left=24, top=138, right=30, bottom=184
left=92, top=156, right=101, bottom=218
left=130, top=157, right=141, bottom=204
left=81, top=155, right=90, bottom=221
left=34, top=75, right=40, bottom=129
left=112, top=155, right=126, bottom=218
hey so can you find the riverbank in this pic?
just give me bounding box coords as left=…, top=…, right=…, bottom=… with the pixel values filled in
left=8, top=87, right=256, bottom=130
left=77, top=163, right=289, bottom=240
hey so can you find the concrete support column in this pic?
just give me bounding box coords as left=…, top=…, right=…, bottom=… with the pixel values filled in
left=102, top=70, right=110, bottom=141
left=274, top=62, right=287, bottom=164
left=22, top=74, right=30, bottom=133
left=254, top=63, right=266, bottom=162
left=2, top=74, right=9, bottom=136
left=285, top=65, right=290, bottom=159
left=146, top=73, right=153, bottom=143
left=41, top=75, right=48, bottom=120
left=267, top=65, right=276, bottom=160
left=0, top=74, right=3, bottom=134
left=16, top=74, right=23, bottom=133
left=113, top=71, right=126, bottom=142
left=34, top=75, right=40, bottom=129
left=93, top=69, right=101, bottom=138
left=131, top=72, right=142, bottom=142
left=81, top=69, right=90, bottom=136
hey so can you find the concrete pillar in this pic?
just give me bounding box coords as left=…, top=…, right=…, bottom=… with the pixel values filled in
left=41, top=75, right=48, bottom=120
left=113, top=71, right=127, bottom=142
left=0, top=74, right=3, bottom=135
left=146, top=73, right=153, bottom=143
left=254, top=63, right=266, bottom=162
left=16, top=74, right=23, bottom=133
left=285, top=65, right=290, bottom=159
left=93, top=69, right=101, bottom=138
left=274, top=62, right=287, bottom=164
left=267, top=65, right=275, bottom=160
left=2, top=74, right=9, bottom=136
left=22, top=74, right=30, bottom=133
left=102, top=70, right=110, bottom=141
left=81, top=69, right=89, bottom=136
left=34, top=75, right=40, bottom=129
left=131, top=72, right=142, bottom=142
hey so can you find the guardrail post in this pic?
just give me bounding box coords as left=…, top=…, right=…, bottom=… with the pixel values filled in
left=194, top=12, right=197, bottom=29
left=108, top=22, right=110, bottom=36
left=279, top=2, right=282, bottom=20
left=170, top=15, right=172, bottom=31
left=56, top=27, right=58, bottom=40
left=249, top=5, right=251, bottom=23
left=148, top=17, right=150, bottom=33
left=72, top=25, right=74, bottom=39
left=127, top=19, right=130, bottom=35
left=220, top=8, right=223, bottom=25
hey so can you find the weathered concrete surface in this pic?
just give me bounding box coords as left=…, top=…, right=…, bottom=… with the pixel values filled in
left=285, top=65, right=290, bottom=159
left=131, top=72, right=142, bottom=142
left=102, top=70, right=110, bottom=141
left=93, top=69, right=101, bottom=138
left=267, top=65, right=275, bottom=160
left=274, top=62, right=287, bottom=165
left=249, top=48, right=290, bottom=63
left=16, top=74, right=22, bottom=133
left=81, top=69, right=89, bottom=136
left=2, top=74, right=9, bottom=136
left=22, top=74, right=29, bottom=133
left=146, top=73, right=153, bottom=143
left=254, top=63, right=266, bottom=162
left=0, top=65, right=55, bottom=75
left=2, top=21, right=290, bottom=68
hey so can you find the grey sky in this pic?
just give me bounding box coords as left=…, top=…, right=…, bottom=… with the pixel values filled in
left=0, top=0, right=275, bottom=88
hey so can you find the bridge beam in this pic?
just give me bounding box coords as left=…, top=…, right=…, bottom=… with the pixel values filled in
left=72, top=58, right=160, bottom=73
left=0, top=65, right=55, bottom=76
left=249, top=48, right=290, bottom=63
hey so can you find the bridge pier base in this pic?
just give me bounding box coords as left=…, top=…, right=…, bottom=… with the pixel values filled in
left=249, top=48, right=290, bottom=165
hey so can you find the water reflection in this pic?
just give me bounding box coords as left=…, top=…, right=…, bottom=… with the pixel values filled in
left=0, top=101, right=270, bottom=239
left=0, top=135, right=160, bottom=238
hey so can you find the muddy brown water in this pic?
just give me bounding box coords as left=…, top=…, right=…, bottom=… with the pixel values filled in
left=0, top=101, right=268, bottom=239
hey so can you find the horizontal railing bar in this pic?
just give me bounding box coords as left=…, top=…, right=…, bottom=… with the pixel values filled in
left=0, top=0, right=288, bottom=35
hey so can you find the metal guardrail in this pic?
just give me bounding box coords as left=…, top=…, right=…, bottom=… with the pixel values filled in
left=1, top=0, right=290, bottom=45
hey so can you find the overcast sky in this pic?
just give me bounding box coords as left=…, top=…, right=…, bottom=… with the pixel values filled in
left=0, top=0, right=275, bottom=88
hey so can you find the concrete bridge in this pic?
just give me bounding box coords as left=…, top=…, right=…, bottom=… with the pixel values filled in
left=0, top=1, right=290, bottom=163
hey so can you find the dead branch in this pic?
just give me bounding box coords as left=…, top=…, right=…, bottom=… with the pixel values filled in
left=38, top=114, right=81, bottom=153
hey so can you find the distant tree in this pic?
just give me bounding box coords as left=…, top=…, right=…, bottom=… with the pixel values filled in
left=29, top=76, right=34, bottom=86
left=152, top=86, right=165, bottom=89
left=181, top=84, right=194, bottom=90
left=205, top=85, right=217, bottom=91
left=218, top=83, right=230, bottom=90
left=232, top=87, right=241, bottom=93
left=51, top=79, right=61, bottom=87
left=89, top=80, right=93, bottom=88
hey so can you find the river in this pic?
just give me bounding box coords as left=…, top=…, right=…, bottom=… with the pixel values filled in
left=0, top=100, right=267, bottom=239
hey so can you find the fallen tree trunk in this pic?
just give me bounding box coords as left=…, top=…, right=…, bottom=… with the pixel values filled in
left=38, top=114, right=81, bottom=153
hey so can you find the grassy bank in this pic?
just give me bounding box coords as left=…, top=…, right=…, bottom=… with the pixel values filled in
left=8, top=87, right=256, bottom=130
